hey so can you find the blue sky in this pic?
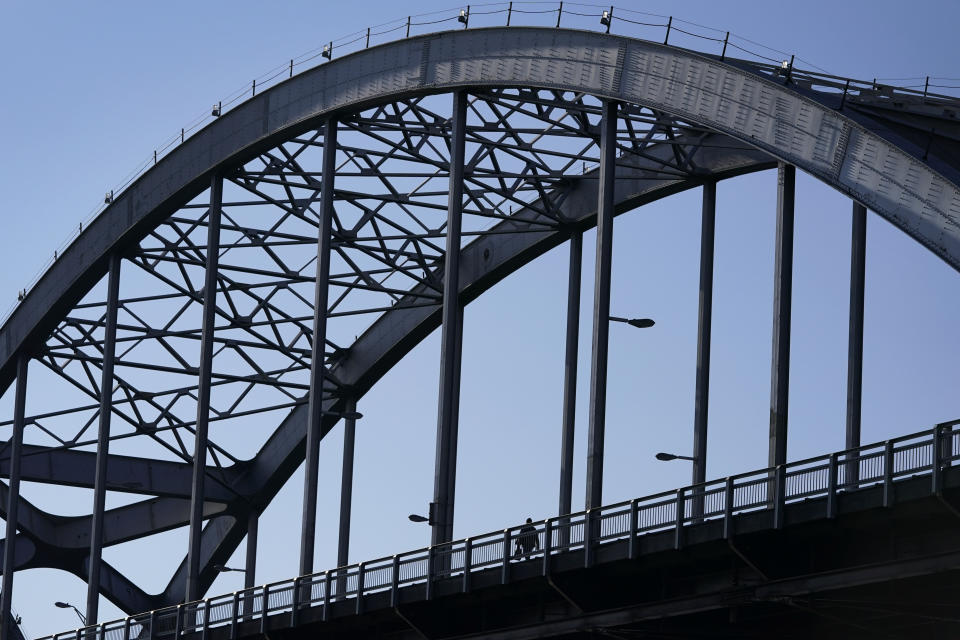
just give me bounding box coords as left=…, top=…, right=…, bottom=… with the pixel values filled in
left=2, top=0, right=960, bottom=636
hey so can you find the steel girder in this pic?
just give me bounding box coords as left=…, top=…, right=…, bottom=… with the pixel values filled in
left=0, top=26, right=957, bottom=613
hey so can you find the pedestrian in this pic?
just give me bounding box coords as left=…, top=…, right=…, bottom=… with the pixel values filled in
left=514, top=517, right=540, bottom=560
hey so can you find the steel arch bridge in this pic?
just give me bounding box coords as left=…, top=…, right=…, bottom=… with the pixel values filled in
left=2, top=18, right=960, bottom=634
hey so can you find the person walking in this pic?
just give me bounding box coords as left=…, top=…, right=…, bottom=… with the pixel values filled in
left=514, top=518, right=540, bottom=560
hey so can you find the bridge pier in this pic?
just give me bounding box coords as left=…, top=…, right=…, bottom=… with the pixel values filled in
left=846, top=201, right=867, bottom=482
left=300, top=117, right=339, bottom=576
left=337, top=398, right=357, bottom=569
left=245, top=511, right=257, bottom=589
left=432, top=90, right=468, bottom=547
left=86, top=252, right=121, bottom=624
left=558, top=231, right=582, bottom=519
left=692, top=182, right=716, bottom=490
left=186, top=174, right=223, bottom=602
left=585, top=100, right=618, bottom=511
left=0, top=356, right=27, bottom=640
left=768, top=163, right=795, bottom=468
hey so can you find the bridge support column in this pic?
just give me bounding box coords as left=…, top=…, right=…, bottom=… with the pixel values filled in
left=1, top=356, right=27, bottom=640
left=768, top=163, right=795, bottom=468
left=186, top=173, right=223, bottom=602
left=337, top=397, right=357, bottom=568
left=86, top=252, right=121, bottom=624
left=300, top=117, right=338, bottom=576
left=692, top=182, right=716, bottom=514
left=559, top=231, right=582, bottom=519
left=846, top=201, right=867, bottom=483
left=245, top=511, right=257, bottom=589
left=585, top=100, right=618, bottom=510
left=432, top=90, right=468, bottom=547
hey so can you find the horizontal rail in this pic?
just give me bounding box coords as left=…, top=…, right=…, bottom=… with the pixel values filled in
left=40, top=421, right=960, bottom=640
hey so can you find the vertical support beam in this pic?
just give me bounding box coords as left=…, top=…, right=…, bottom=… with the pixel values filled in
left=186, top=174, right=223, bottom=603
left=585, top=100, right=618, bottom=510
left=558, top=231, right=582, bottom=518
left=300, top=118, right=338, bottom=576
left=846, top=201, right=867, bottom=485
left=337, top=398, right=357, bottom=568
left=0, top=355, right=27, bottom=640
left=86, top=253, right=122, bottom=624
left=244, top=511, right=257, bottom=590
left=692, top=182, right=716, bottom=508
left=431, top=90, right=468, bottom=547
left=768, top=163, right=795, bottom=468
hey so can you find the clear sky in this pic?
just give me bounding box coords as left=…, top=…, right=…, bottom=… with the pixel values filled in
left=2, top=1, right=960, bottom=636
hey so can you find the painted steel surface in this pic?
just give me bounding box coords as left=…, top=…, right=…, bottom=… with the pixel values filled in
left=1, top=25, right=958, bottom=611
left=2, top=27, right=959, bottom=386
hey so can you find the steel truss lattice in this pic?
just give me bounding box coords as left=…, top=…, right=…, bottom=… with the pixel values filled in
left=1, top=25, right=958, bottom=616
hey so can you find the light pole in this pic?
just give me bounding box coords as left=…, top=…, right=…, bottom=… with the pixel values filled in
left=54, top=602, right=86, bottom=625
left=654, top=452, right=707, bottom=518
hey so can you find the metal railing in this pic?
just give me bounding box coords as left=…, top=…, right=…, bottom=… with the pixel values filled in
left=7, top=1, right=959, bottom=329
left=40, top=419, right=960, bottom=640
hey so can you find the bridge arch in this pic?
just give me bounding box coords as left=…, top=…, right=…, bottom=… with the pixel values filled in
left=1, top=26, right=958, bottom=613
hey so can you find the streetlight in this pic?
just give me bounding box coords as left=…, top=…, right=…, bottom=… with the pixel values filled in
left=212, top=564, right=246, bottom=573
left=54, top=602, right=86, bottom=625
left=323, top=410, right=363, bottom=420
left=408, top=502, right=437, bottom=525
left=609, top=316, right=655, bottom=329
left=655, top=452, right=694, bottom=462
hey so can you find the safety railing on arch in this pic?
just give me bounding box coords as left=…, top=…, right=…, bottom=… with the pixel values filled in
left=39, top=419, right=960, bottom=640
left=7, top=1, right=960, bottom=331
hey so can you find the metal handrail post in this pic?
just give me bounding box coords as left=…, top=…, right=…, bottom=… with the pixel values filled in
left=628, top=499, right=639, bottom=559
left=883, top=440, right=894, bottom=507
left=173, top=606, right=182, bottom=640
left=230, top=593, right=238, bottom=639
left=827, top=453, right=838, bottom=519
left=723, top=477, right=734, bottom=539
left=542, top=520, right=552, bottom=576
left=501, top=530, right=511, bottom=583
left=259, top=585, right=270, bottom=635
left=290, top=577, right=300, bottom=628
left=773, top=465, right=786, bottom=529
left=426, top=547, right=434, bottom=600
left=391, top=556, right=400, bottom=606
left=148, top=610, right=156, bottom=640
left=462, top=539, right=472, bottom=593
left=584, top=510, right=594, bottom=568
left=201, top=599, right=210, bottom=640
left=674, top=488, right=685, bottom=550
left=322, top=571, right=331, bottom=622
left=355, top=563, right=366, bottom=615
left=933, top=425, right=943, bottom=495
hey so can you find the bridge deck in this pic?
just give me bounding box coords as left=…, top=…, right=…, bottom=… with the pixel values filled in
left=40, top=422, right=960, bottom=639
